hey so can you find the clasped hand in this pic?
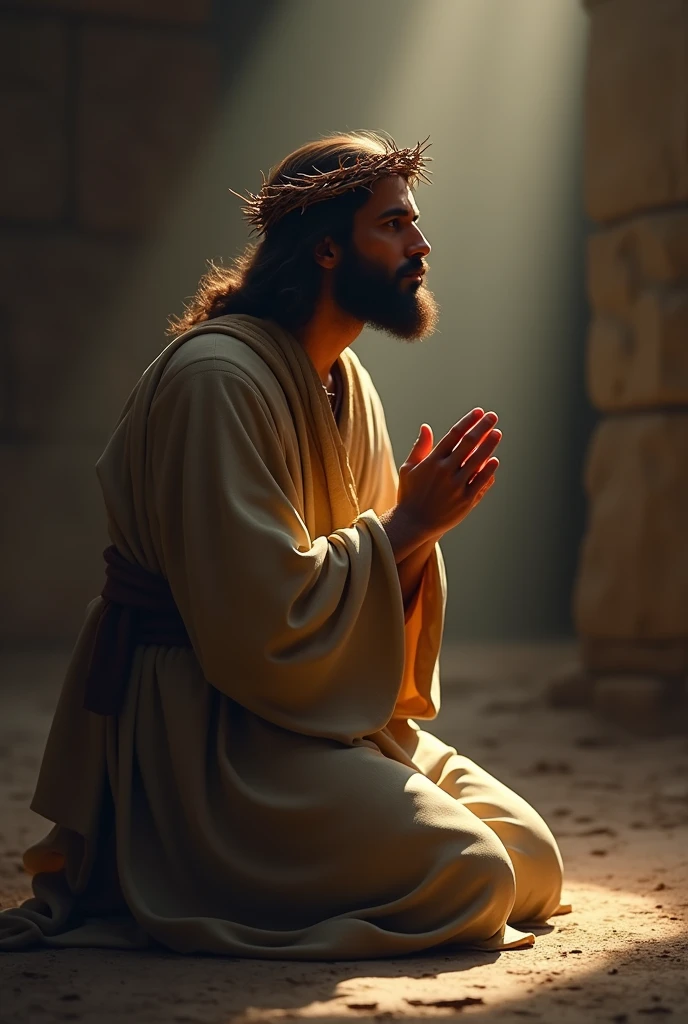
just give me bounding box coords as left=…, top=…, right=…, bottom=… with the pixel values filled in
left=396, top=408, right=501, bottom=544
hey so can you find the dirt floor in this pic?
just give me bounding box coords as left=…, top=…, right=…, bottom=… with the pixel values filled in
left=1, top=643, right=687, bottom=1024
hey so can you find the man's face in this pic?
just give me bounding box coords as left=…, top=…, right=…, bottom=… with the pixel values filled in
left=330, top=175, right=439, bottom=340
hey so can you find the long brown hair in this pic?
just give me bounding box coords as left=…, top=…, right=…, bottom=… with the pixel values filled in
left=167, top=130, right=396, bottom=337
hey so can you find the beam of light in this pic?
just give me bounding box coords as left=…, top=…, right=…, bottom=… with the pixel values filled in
left=353, top=0, right=590, bottom=641
left=39, top=0, right=587, bottom=645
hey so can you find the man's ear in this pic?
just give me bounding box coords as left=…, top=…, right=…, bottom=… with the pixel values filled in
left=313, top=236, right=341, bottom=270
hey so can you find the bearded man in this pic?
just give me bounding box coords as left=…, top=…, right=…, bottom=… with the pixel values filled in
left=0, top=131, right=569, bottom=958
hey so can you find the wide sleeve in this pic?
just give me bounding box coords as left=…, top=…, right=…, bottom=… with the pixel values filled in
left=353, top=371, right=447, bottom=721
left=148, top=366, right=406, bottom=742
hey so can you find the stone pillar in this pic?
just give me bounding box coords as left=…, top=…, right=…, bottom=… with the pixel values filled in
left=553, top=0, right=688, bottom=733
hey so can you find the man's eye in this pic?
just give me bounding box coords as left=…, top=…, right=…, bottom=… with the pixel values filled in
left=386, top=219, right=400, bottom=229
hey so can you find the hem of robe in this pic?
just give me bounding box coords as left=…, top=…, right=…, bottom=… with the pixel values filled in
left=0, top=860, right=577, bottom=958
left=0, top=892, right=537, bottom=959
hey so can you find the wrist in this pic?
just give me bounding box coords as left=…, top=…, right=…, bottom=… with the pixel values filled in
left=379, top=505, right=434, bottom=564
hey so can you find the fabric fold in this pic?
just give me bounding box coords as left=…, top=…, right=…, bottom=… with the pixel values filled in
left=0, top=315, right=566, bottom=959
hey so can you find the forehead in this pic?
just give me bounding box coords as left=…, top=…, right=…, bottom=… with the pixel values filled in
left=358, top=174, right=420, bottom=220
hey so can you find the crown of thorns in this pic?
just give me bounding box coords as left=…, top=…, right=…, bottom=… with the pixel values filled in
left=229, top=136, right=432, bottom=236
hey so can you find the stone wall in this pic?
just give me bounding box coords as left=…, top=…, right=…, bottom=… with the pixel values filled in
left=556, top=0, right=688, bottom=733
left=0, top=1, right=220, bottom=643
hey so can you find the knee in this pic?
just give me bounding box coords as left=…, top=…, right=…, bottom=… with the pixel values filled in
left=481, top=836, right=518, bottom=931
left=532, top=834, right=564, bottom=920
left=458, top=830, right=517, bottom=941
left=510, top=828, right=564, bottom=924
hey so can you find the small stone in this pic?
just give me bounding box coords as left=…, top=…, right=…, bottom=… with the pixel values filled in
left=659, top=782, right=688, bottom=801
left=527, top=760, right=573, bottom=775
left=546, top=660, right=596, bottom=708
left=593, top=676, right=675, bottom=736
left=405, top=998, right=484, bottom=1010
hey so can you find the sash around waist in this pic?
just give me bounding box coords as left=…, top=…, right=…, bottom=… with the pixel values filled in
left=83, top=546, right=192, bottom=716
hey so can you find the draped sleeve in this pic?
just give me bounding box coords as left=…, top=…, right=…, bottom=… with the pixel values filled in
left=148, top=363, right=407, bottom=742
left=347, top=359, right=446, bottom=721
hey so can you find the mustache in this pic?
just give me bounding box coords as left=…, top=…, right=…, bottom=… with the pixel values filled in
left=398, top=261, right=428, bottom=278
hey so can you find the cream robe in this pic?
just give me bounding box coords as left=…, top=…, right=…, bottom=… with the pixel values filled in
left=0, top=315, right=567, bottom=958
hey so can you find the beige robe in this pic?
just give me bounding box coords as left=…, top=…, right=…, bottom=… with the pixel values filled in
left=0, top=315, right=568, bottom=958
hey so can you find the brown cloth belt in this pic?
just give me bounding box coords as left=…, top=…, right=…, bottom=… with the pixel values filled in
left=83, top=545, right=192, bottom=716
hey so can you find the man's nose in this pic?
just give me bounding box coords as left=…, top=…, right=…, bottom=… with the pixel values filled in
left=408, top=227, right=431, bottom=260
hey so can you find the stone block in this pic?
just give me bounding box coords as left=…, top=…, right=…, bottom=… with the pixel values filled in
left=586, top=288, right=688, bottom=410
left=593, top=675, right=683, bottom=736
left=0, top=235, right=138, bottom=438
left=587, top=210, right=688, bottom=317
left=0, top=442, right=108, bottom=645
left=0, top=16, right=67, bottom=221
left=573, top=413, right=688, bottom=639
left=19, top=0, right=212, bottom=23
left=79, top=27, right=219, bottom=233
left=583, top=637, right=688, bottom=676
left=586, top=210, right=688, bottom=410
left=585, top=0, right=688, bottom=223
left=630, top=211, right=688, bottom=283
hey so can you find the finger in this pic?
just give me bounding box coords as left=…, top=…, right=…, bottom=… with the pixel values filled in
left=403, top=423, right=434, bottom=469
left=470, top=469, right=497, bottom=492
left=471, top=475, right=497, bottom=500
left=458, top=429, right=502, bottom=481
left=412, top=423, right=434, bottom=463
left=418, top=423, right=434, bottom=456
left=466, top=457, right=499, bottom=492
left=446, top=412, right=499, bottom=466
left=433, top=408, right=485, bottom=459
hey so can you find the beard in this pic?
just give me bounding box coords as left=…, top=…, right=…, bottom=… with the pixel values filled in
left=331, top=242, right=440, bottom=340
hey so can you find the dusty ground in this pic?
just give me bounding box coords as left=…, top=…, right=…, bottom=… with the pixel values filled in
left=1, top=643, right=687, bottom=1024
